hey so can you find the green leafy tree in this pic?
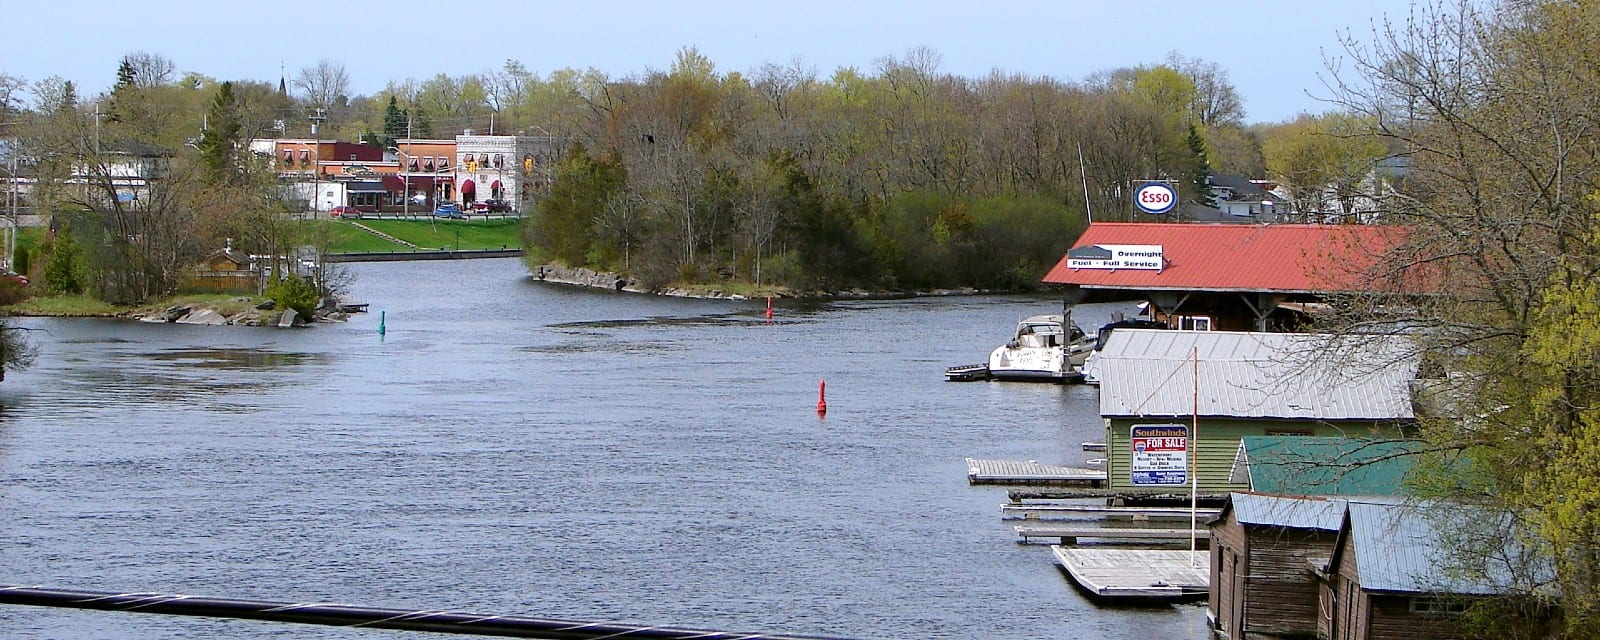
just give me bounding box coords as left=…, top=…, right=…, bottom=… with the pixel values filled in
left=42, top=227, right=87, bottom=295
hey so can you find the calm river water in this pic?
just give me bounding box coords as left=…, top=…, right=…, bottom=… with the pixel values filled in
left=0, top=257, right=1204, bottom=639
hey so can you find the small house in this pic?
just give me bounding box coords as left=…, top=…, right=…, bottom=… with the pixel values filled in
left=185, top=243, right=258, bottom=294
left=1209, top=493, right=1349, bottom=640
left=1318, top=500, right=1553, bottom=640
left=1098, top=329, right=1419, bottom=496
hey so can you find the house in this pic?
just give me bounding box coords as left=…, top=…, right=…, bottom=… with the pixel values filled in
left=186, top=241, right=257, bottom=294
left=1317, top=500, right=1554, bottom=640
left=1097, top=329, right=1419, bottom=495
left=1207, top=175, right=1288, bottom=220
left=1229, top=436, right=1422, bottom=496
left=455, top=133, right=560, bottom=211
left=1042, top=222, right=1421, bottom=332
left=1209, top=493, right=1349, bottom=640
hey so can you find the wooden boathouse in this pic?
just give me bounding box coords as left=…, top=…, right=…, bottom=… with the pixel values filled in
left=1096, top=329, right=1419, bottom=496
left=1208, top=493, right=1349, bottom=640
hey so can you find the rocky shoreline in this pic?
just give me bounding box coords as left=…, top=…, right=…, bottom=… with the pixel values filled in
left=528, top=263, right=998, bottom=300
left=129, top=298, right=354, bottom=327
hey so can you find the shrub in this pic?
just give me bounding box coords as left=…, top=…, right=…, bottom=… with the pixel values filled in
left=265, top=276, right=318, bottom=321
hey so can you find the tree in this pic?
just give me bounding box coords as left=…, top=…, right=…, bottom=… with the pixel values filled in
left=1327, top=1, right=1600, bottom=634
left=195, top=81, right=242, bottom=185
left=294, top=58, right=350, bottom=127
left=1260, top=112, right=1387, bottom=221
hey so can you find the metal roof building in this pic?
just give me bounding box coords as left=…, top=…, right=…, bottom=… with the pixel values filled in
left=1098, top=329, right=1419, bottom=420
left=1229, top=437, right=1422, bottom=495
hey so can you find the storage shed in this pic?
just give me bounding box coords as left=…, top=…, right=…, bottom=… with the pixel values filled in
left=1209, top=493, right=1349, bottom=640
left=1098, top=329, right=1419, bottom=495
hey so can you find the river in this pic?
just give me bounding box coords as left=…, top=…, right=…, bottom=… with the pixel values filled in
left=0, top=257, right=1205, bottom=639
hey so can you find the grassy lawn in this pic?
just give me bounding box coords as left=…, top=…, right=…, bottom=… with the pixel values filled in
left=329, top=218, right=524, bottom=252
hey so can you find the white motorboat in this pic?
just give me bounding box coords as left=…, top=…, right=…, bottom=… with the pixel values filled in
left=985, top=314, right=1094, bottom=382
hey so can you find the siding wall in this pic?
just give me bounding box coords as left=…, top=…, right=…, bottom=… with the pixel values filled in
left=1368, top=595, right=1468, bottom=640
left=1241, top=528, right=1336, bottom=638
left=1105, top=418, right=1405, bottom=492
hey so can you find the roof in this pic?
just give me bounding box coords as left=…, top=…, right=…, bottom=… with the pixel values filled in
left=1097, top=329, right=1419, bottom=420
left=1041, top=222, right=1412, bottom=293
left=1337, top=500, right=1550, bottom=596
left=1230, top=437, right=1420, bottom=495
left=1218, top=492, right=1348, bottom=531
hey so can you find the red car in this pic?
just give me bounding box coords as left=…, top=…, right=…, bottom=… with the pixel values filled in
left=330, top=206, right=362, bottom=219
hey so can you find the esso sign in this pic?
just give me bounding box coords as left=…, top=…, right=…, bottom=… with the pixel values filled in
left=1134, top=182, right=1178, bottom=215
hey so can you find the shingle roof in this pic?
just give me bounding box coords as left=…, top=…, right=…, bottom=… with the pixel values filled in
left=1231, top=437, right=1420, bottom=495
left=1041, top=222, right=1414, bottom=293
left=1097, top=329, right=1418, bottom=420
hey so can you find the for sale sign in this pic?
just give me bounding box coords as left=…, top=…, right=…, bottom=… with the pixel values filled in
left=1130, top=424, right=1188, bottom=485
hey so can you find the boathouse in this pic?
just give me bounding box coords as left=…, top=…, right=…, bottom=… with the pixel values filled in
left=1317, top=500, right=1555, bottom=640
left=1209, top=493, right=1348, bottom=640
left=1041, top=222, right=1419, bottom=332
left=1229, top=436, right=1422, bottom=496
left=1097, top=329, right=1419, bottom=495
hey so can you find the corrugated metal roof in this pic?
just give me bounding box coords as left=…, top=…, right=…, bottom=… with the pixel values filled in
left=1234, top=437, right=1420, bottom=495
left=1346, top=500, right=1546, bottom=595
left=1097, top=330, right=1418, bottom=420
left=1228, top=493, right=1347, bottom=530
left=1041, top=222, right=1414, bottom=293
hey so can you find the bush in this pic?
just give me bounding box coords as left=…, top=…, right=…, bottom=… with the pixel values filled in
left=265, top=276, right=319, bottom=321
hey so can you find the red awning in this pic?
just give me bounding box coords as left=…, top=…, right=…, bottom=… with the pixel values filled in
left=491, top=180, right=502, bottom=189
left=461, top=179, right=476, bottom=194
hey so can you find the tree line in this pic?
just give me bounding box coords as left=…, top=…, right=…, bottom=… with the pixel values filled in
left=1, top=48, right=1396, bottom=296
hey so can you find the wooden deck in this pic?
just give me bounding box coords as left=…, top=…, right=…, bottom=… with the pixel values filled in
left=1002, top=503, right=1221, bottom=521
left=965, top=458, right=1106, bottom=487
left=1015, top=524, right=1209, bottom=545
left=1052, top=547, right=1210, bottom=600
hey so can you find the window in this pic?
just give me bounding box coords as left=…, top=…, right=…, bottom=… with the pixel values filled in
left=1176, top=315, right=1213, bottom=331
left=281, top=150, right=294, bottom=166
left=1410, top=596, right=1469, bottom=615
left=478, top=153, right=489, bottom=164
left=493, top=153, right=503, bottom=168
left=438, top=157, right=448, bottom=170
left=408, top=158, right=419, bottom=172
left=422, top=157, right=434, bottom=172
left=299, top=150, right=311, bottom=166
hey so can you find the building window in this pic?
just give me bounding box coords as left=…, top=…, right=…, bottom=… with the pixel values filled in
left=1176, top=315, right=1212, bottom=331
left=493, top=153, right=503, bottom=168
left=1410, top=596, right=1469, bottom=615
left=408, top=158, right=419, bottom=172
left=281, top=150, right=294, bottom=166
left=299, top=150, right=311, bottom=166
left=422, top=157, right=434, bottom=172
left=478, top=153, right=489, bottom=164
left=438, top=156, right=449, bottom=170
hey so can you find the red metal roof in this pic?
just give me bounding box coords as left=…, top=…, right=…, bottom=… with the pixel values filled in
left=1042, top=222, right=1412, bottom=293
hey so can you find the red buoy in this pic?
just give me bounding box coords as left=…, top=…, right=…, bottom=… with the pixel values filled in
left=766, top=296, right=773, bottom=323
left=816, top=379, right=827, bottom=416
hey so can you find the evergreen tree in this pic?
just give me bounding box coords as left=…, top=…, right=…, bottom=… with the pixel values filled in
left=1183, top=124, right=1216, bottom=209
left=382, top=95, right=408, bottom=147
left=195, top=81, right=242, bottom=185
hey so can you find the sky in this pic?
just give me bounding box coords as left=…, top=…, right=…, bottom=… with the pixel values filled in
left=1, top=0, right=1414, bottom=125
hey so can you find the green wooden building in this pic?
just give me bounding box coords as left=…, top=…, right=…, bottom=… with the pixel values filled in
left=1097, top=329, right=1419, bottom=495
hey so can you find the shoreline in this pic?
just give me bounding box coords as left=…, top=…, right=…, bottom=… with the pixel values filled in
left=528, top=263, right=1019, bottom=300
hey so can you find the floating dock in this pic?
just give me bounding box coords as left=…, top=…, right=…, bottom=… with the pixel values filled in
left=1015, top=524, right=1207, bottom=545
left=944, top=363, right=990, bottom=381
left=1052, top=547, right=1210, bottom=600
left=1002, top=504, right=1221, bottom=521
left=965, top=458, right=1106, bottom=487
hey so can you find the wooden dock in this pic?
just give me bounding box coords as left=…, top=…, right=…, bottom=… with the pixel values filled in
left=1015, top=524, right=1208, bottom=545
left=1052, top=547, right=1210, bottom=600
left=965, top=458, right=1106, bottom=487
left=1002, top=504, right=1221, bottom=521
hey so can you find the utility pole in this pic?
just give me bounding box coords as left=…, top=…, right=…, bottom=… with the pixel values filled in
left=309, top=109, right=326, bottom=219
left=403, top=115, right=411, bottom=218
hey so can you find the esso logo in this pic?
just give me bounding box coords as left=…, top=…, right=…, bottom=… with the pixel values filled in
left=1134, top=182, right=1178, bottom=215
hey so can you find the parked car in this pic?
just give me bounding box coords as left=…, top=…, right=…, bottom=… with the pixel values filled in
left=330, top=205, right=362, bottom=219
left=2, top=271, right=27, bottom=287
left=483, top=199, right=513, bottom=213
left=433, top=203, right=465, bottom=219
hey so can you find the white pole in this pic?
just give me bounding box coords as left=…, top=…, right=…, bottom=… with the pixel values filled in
left=1190, top=345, right=1200, bottom=566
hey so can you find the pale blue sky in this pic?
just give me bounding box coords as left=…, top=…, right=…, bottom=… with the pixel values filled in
left=2, top=0, right=1413, bottom=124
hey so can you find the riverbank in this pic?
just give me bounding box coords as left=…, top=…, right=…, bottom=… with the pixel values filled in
left=530, top=263, right=1006, bottom=300
left=3, top=293, right=353, bottom=326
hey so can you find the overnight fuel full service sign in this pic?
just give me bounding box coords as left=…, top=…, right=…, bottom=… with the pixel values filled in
left=1130, top=424, right=1188, bottom=485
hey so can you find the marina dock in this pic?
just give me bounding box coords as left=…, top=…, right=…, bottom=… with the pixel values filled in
left=1051, top=547, right=1210, bottom=600
left=965, top=458, right=1106, bottom=487
left=1015, top=524, right=1208, bottom=545
left=1002, top=503, right=1220, bottom=521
